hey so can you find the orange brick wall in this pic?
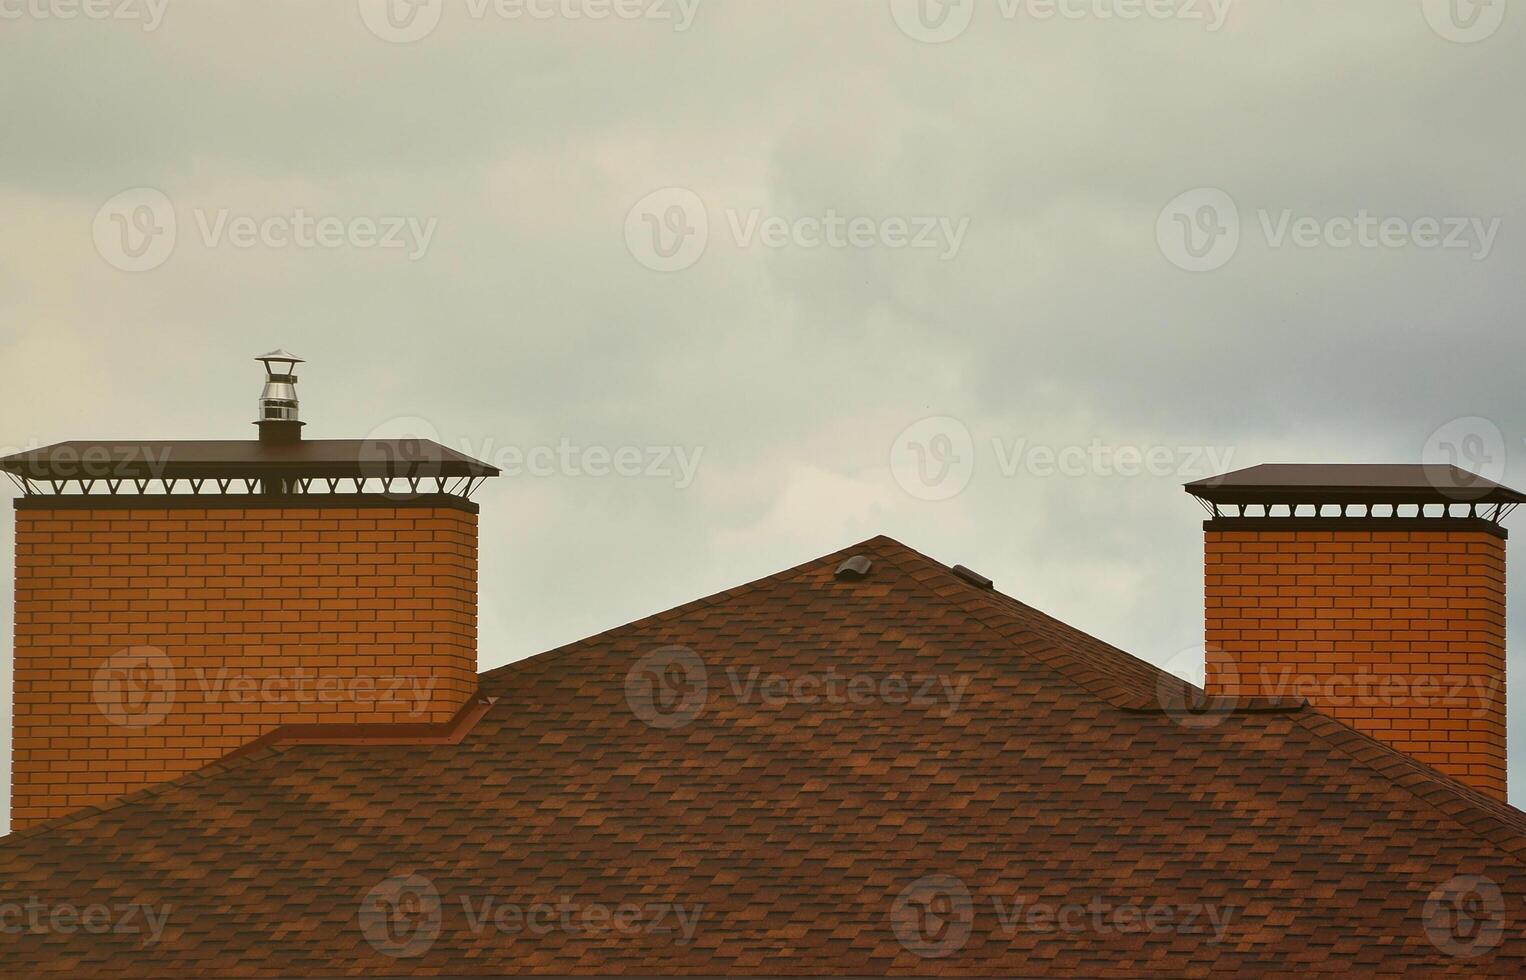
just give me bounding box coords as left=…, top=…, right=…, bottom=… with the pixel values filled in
left=11, top=503, right=479, bottom=829
left=1205, top=527, right=1506, bottom=800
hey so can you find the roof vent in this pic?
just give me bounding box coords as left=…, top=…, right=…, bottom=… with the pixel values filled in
left=834, top=556, right=873, bottom=581
left=255, top=350, right=305, bottom=443
left=951, top=564, right=993, bottom=589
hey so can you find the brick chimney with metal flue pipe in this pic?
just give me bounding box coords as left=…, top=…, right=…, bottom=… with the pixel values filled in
left=3, top=354, right=500, bottom=829
left=1187, top=464, right=1519, bottom=801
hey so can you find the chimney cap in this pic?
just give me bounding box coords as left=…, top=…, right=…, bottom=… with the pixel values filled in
left=1186, top=463, right=1526, bottom=506
left=256, top=349, right=305, bottom=367
left=0, top=439, right=501, bottom=483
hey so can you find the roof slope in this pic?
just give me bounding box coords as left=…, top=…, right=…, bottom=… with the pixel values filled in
left=1, top=536, right=1523, bottom=977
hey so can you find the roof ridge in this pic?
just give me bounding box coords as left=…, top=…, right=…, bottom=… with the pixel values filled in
left=864, top=536, right=1228, bottom=712
left=868, top=537, right=1526, bottom=860
left=476, top=535, right=897, bottom=687
left=1291, top=709, right=1526, bottom=867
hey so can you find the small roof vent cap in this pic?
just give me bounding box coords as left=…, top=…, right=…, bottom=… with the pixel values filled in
left=834, top=556, right=873, bottom=581
left=952, top=564, right=994, bottom=590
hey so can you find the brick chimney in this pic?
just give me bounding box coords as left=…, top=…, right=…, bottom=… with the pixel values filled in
left=3, top=354, right=499, bottom=829
left=1187, top=464, right=1519, bottom=801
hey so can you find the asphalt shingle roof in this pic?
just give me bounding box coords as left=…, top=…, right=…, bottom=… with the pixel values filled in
left=1, top=535, right=1523, bottom=977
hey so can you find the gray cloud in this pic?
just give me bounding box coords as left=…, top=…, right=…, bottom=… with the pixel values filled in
left=2, top=0, right=1524, bottom=826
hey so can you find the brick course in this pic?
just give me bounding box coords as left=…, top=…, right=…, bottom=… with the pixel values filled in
left=10, top=504, right=479, bottom=829
left=1205, top=527, right=1505, bottom=799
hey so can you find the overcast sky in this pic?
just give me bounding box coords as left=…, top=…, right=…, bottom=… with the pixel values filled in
left=2, top=0, right=1524, bottom=829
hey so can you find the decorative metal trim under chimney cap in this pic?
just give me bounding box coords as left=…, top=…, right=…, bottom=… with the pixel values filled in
left=0, top=440, right=500, bottom=502
left=1186, top=463, right=1524, bottom=530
